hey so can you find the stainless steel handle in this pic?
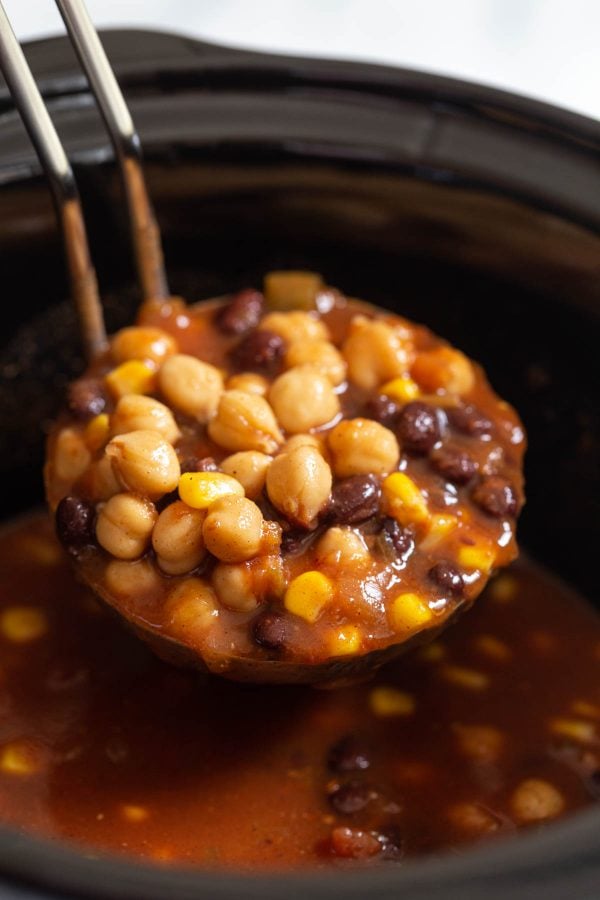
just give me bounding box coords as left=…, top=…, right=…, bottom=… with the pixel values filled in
left=56, top=0, right=168, bottom=302
left=0, top=0, right=107, bottom=361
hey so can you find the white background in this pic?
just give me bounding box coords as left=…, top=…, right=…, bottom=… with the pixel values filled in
left=5, top=0, right=600, bottom=121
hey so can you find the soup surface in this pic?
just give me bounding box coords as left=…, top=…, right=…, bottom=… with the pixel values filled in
left=0, top=513, right=598, bottom=868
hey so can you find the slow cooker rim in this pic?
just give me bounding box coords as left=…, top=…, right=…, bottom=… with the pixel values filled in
left=1, top=29, right=599, bottom=238
left=7, top=26, right=600, bottom=145
left=0, top=803, right=597, bottom=900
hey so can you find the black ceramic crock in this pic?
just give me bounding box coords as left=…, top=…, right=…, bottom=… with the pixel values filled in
left=0, top=29, right=598, bottom=900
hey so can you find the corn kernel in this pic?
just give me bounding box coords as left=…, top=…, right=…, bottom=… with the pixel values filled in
left=474, top=634, right=511, bottom=661
left=0, top=742, right=40, bottom=776
left=18, top=535, right=62, bottom=567
left=417, top=641, right=445, bottom=663
left=104, top=360, right=156, bottom=400
left=389, top=592, right=433, bottom=632
left=488, top=573, right=518, bottom=602
left=120, top=804, right=149, bottom=823
left=84, top=413, right=110, bottom=452
left=264, top=270, right=323, bottom=310
left=0, top=606, right=47, bottom=643
left=369, top=686, right=415, bottom=717
left=328, top=626, right=361, bottom=657
left=549, top=718, right=597, bottom=745
left=178, top=472, right=244, bottom=509
left=572, top=700, right=600, bottom=720
left=457, top=542, right=495, bottom=574
left=380, top=376, right=420, bottom=403
left=441, top=665, right=489, bottom=691
left=382, top=473, right=429, bottom=526
left=420, top=514, right=458, bottom=551
left=284, top=571, right=334, bottom=623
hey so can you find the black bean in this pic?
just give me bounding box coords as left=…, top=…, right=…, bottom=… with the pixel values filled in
left=156, top=489, right=179, bottom=513
left=328, top=735, right=371, bottom=773
left=180, top=456, right=218, bottom=474
left=231, top=329, right=285, bottom=374
left=327, top=475, right=381, bottom=525
left=215, top=289, right=264, bottom=335
left=586, top=769, right=600, bottom=800
left=280, top=527, right=318, bottom=555
left=397, top=402, right=442, bottom=455
left=472, top=476, right=518, bottom=517
left=428, top=561, right=464, bottom=595
left=448, top=404, right=493, bottom=437
left=431, top=445, right=478, bottom=484
left=376, top=826, right=404, bottom=861
left=55, top=496, right=96, bottom=553
left=252, top=610, right=288, bottom=651
left=377, top=518, right=414, bottom=561
left=329, top=781, right=372, bottom=815
left=67, top=378, right=106, bottom=420
left=366, top=395, right=401, bottom=427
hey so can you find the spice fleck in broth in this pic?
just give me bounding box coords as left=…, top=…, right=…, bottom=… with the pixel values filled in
left=0, top=514, right=598, bottom=868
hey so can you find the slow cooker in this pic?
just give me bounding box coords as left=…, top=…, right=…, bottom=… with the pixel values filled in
left=0, top=28, right=598, bottom=900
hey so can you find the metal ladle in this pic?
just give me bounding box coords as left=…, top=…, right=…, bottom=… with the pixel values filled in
left=0, top=4, right=475, bottom=685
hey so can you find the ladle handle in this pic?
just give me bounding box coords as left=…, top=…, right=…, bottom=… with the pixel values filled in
left=55, top=0, right=169, bottom=303
left=0, top=1, right=107, bottom=361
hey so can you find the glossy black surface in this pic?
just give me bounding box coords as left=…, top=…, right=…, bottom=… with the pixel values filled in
left=0, top=28, right=598, bottom=900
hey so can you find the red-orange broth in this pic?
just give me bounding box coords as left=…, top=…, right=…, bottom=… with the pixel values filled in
left=0, top=513, right=598, bottom=868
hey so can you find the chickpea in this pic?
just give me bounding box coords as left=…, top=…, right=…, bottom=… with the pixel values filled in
left=52, top=427, right=91, bottom=484
left=111, top=326, right=178, bottom=367
left=105, top=557, right=163, bottom=599
left=411, top=347, right=475, bottom=396
left=158, top=354, right=224, bottom=422
left=260, top=310, right=329, bottom=344
left=284, top=340, right=347, bottom=385
left=328, top=418, right=399, bottom=477
left=202, top=495, right=264, bottom=563
left=164, top=578, right=219, bottom=638
left=96, top=492, right=157, bottom=559
left=152, top=501, right=206, bottom=575
left=80, top=453, right=121, bottom=501
left=111, top=395, right=181, bottom=444
left=106, top=430, right=180, bottom=500
left=342, top=315, right=413, bottom=390
left=454, top=725, right=504, bottom=763
left=316, top=527, right=370, bottom=567
left=266, top=445, right=332, bottom=528
left=269, top=366, right=340, bottom=433
left=211, top=561, right=259, bottom=612
left=282, top=433, right=324, bottom=454
left=220, top=451, right=272, bottom=500
left=208, top=390, right=283, bottom=454
left=226, top=372, right=269, bottom=396
left=447, top=803, right=500, bottom=835
left=510, top=779, right=565, bottom=822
